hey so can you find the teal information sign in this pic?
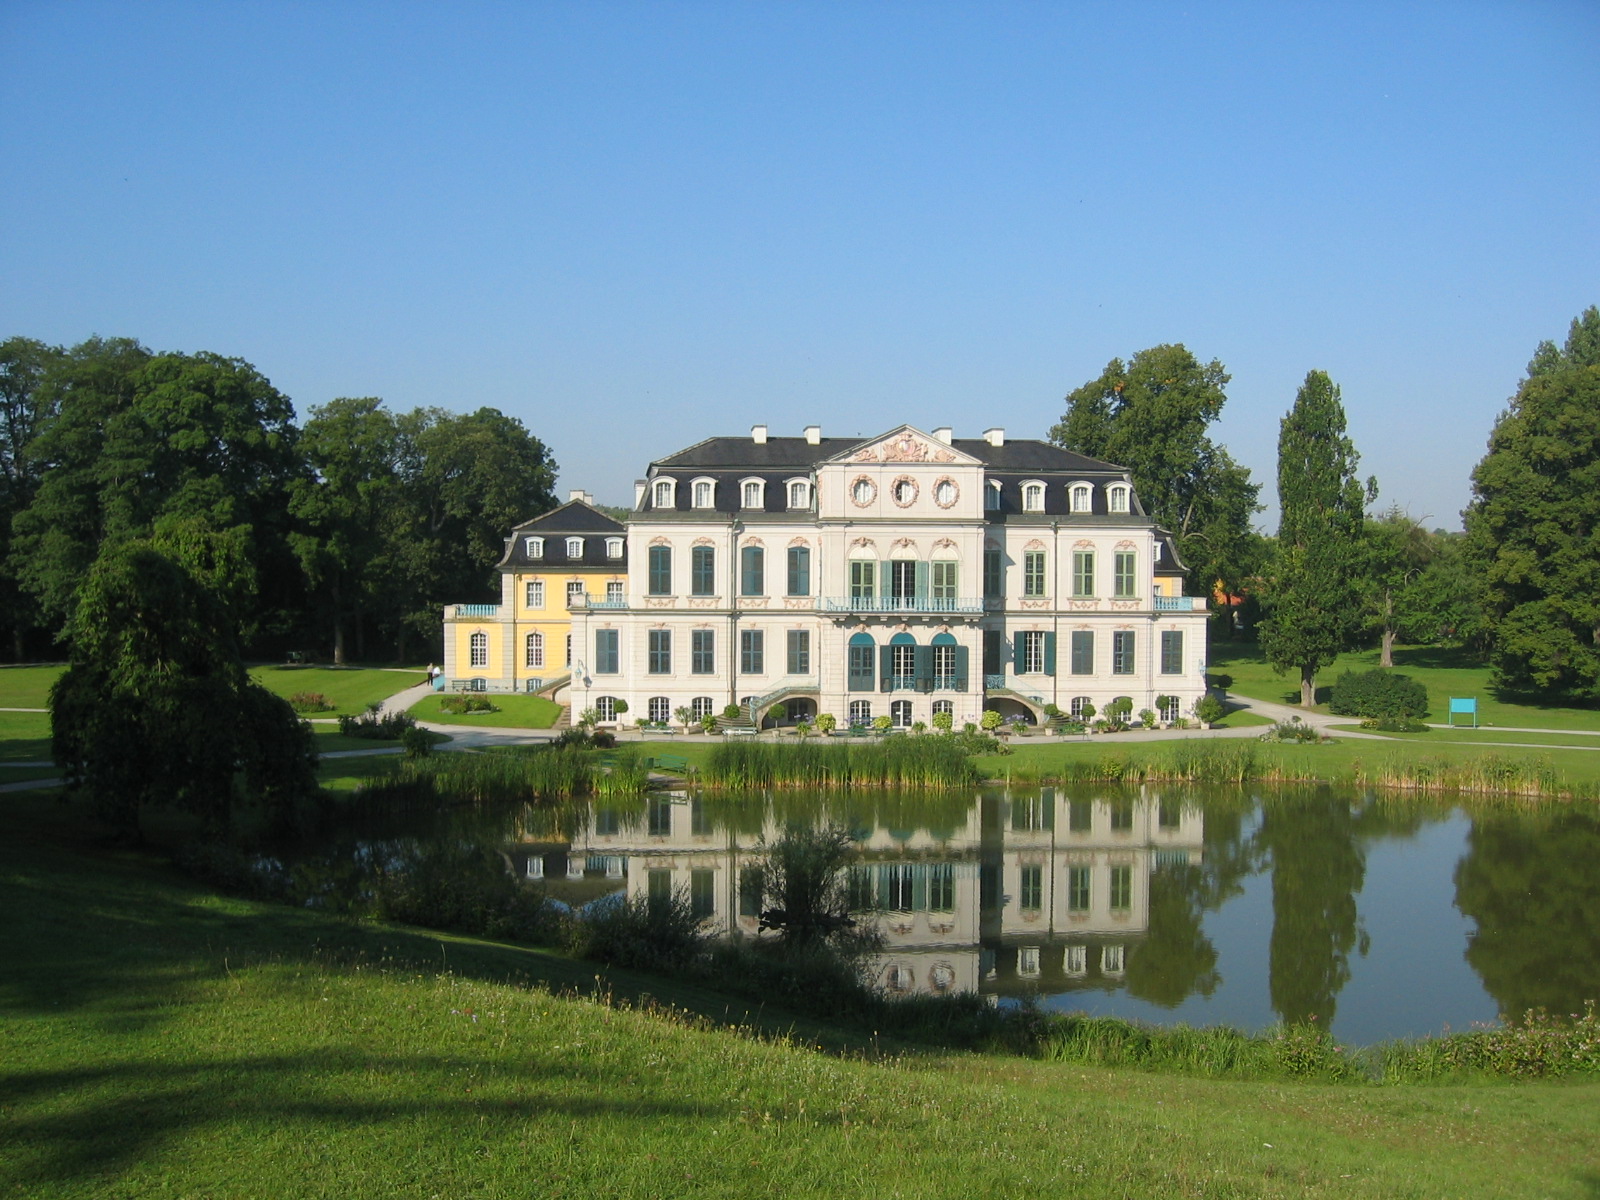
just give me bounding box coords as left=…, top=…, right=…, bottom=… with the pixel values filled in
left=1448, top=697, right=1478, bottom=728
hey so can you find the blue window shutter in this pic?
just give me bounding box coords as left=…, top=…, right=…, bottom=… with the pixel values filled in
left=914, top=561, right=929, bottom=601
left=955, top=646, right=969, bottom=691
left=914, top=644, right=932, bottom=690
left=1044, top=633, right=1057, bottom=676
left=1013, top=634, right=1025, bottom=673
left=880, top=646, right=893, bottom=692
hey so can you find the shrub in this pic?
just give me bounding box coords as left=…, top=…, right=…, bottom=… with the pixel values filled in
left=438, top=694, right=498, bottom=715
left=723, top=704, right=742, bottom=720
left=1360, top=715, right=1431, bottom=733
left=980, top=709, right=1003, bottom=732
left=1259, top=718, right=1323, bottom=743
left=572, top=889, right=708, bottom=973
left=1138, top=708, right=1157, bottom=729
left=1194, top=694, right=1226, bottom=725
left=288, top=691, right=335, bottom=713
left=401, top=726, right=433, bottom=758
left=931, top=710, right=953, bottom=733
left=816, top=713, right=837, bottom=734
left=1328, top=669, right=1429, bottom=719
left=338, top=703, right=417, bottom=740
left=699, top=713, right=718, bottom=734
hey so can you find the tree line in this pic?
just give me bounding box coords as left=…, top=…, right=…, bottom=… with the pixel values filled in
left=0, top=336, right=558, bottom=664
left=1050, top=306, right=1600, bottom=705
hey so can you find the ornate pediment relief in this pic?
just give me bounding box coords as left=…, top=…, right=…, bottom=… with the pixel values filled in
left=835, top=426, right=980, bottom=466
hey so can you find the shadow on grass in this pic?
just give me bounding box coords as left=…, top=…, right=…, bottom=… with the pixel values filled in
left=0, top=1052, right=721, bottom=1191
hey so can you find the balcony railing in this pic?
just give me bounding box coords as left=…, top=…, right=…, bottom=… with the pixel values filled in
left=1155, top=596, right=1208, bottom=612
left=820, top=596, right=985, bottom=615
left=451, top=604, right=500, bottom=618
left=569, top=596, right=630, bottom=610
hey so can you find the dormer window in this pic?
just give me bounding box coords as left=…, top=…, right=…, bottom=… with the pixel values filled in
left=606, top=537, right=623, bottom=559
left=1069, top=482, right=1093, bottom=513
left=741, top=479, right=765, bottom=509
left=1021, top=481, right=1045, bottom=513
left=566, top=537, right=584, bottom=558
left=786, top=479, right=811, bottom=509
left=985, top=480, right=1002, bottom=511
left=692, top=478, right=715, bottom=509
left=525, top=536, right=544, bottom=558
left=652, top=478, right=676, bottom=508
left=1108, top=483, right=1130, bottom=514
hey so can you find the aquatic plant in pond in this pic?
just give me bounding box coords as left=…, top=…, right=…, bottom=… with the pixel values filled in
left=700, top=738, right=979, bottom=789
left=354, top=746, right=649, bottom=808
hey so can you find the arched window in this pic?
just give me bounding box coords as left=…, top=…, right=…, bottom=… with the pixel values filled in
left=932, top=699, right=954, bottom=719
left=525, top=632, right=543, bottom=668
left=691, top=696, right=715, bottom=720
left=786, top=479, right=810, bottom=509
left=931, top=631, right=964, bottom=690
left=889, top=631, right=917, bottom=689
left=1070, top=695, right=1093, bottom=719
left=649, top=696, right=671, bottom=723
left=652, top=478, right=675, bottom=508
left=566, top=537, right=584, bottom=558
left=606, top=537, right=623, bottom=558
left=692, top=478, right=715, bottom=508
left=847, top=631, right=876, bottom=691
left=741, top=478, right=765, bottom=509
left=1021, top=481, right=1045, bottom=512
left=1069, top=482, right=1093, bottom=513
left=596, top=696, right=618, bottom=721
left=849, top=699, right=872, bottom=727
left=890, top=699, right=913, bottom=728
left=469, top=632, right=488, bottom=668
left=1108, top=483, right=1130, bottom=513
left=525, top=537, right=544, bottom=558
left=985, top=480, right=1002, bottom=510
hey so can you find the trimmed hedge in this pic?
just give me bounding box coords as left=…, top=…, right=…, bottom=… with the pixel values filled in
left=1328, top=669, right=1429, bottom=719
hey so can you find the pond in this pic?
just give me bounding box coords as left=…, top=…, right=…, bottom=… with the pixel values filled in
left=278, top=783, right=1600, bottom=1046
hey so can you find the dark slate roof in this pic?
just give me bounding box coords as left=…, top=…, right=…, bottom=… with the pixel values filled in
left=496, top=500, right=627, bottom=570
left=642, top=430, right=1135, bottom=516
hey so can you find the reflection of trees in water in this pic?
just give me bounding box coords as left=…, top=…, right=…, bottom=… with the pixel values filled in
left=1454, top=808, right=1600, bottom=1019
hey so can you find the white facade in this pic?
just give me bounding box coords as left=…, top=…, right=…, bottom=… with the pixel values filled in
left=568, top=424, right=1208, bottom=728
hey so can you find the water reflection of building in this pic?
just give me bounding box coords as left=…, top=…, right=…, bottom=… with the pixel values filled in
left=504, top=787, right=1202, bottom=999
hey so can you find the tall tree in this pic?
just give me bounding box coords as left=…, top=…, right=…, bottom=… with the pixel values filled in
left=1464, top=306, right=1600, bottom=698
left=1051, top=344, right=1262, bottom=597
left=1365, top=507, right=1438, bottom=667
left=0, top=336, right=66, bottom=659
left=1258, top=370, right=1374, bottom=706
left=10, top=340, right=305, bottom=639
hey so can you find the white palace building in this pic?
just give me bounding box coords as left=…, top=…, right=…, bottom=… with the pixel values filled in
left=445, top=423, right=1210, bottom=730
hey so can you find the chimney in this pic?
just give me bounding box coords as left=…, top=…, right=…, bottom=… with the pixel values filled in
left=752, top=424, right=768, bottom=444
left=804, top=424, right=821, bottom=445
left=932, top=426, right=952, bottom=444
left=568, top=488, right=589, bottom=504
left=633, top=480, right=646, bottom=507
left=983, top=427, right=1005, bottom=447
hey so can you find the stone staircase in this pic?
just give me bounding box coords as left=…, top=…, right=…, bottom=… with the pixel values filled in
left=553, top=703, right=571, bottom=730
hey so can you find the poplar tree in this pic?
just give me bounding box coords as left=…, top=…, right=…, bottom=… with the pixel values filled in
left=1259, top=371, right=1373, bottom=706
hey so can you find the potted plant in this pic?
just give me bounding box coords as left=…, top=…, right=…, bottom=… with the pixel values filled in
left=980, top=709, right=1003, bottom=735
left=674, top=705, right=694, bottom=733
left=872, top=713, right=893, bottom=736
left=1138, top=708, right=1158, bottom=729
left=816, top=712, right=837, bottom=736
left=931, top=710, right=954, bottom=734
left=911, top=720, right=927, bottom=735
left=1078, top=702, right=1097, bottom=730
left=699, top=712, right=719, bottom=735
left=1194, top=694, right=1226, bottom=729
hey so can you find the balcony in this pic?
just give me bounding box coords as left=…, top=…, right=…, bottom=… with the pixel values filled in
left=820, top=596, right=985, bottom=615
left=1155, top=596, right=1208, bottom=612
left=451, top=604, right=500, bottom=618
left=569, top=595, right=630, bottom=610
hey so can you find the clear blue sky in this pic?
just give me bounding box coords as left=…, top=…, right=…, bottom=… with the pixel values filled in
left=3, top=1, right=1596, bottom=530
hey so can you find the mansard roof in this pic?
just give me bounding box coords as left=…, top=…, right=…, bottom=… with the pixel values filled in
left=496, top=500, right=626, bottom=570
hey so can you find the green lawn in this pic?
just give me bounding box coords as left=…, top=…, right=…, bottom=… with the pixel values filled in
left=248, top=663, right=420, bottom=716
left=409, top=692, right=563, bottom=728
left=1211, top=640, right=1600, bottom=732
left=0, top=663, right=63, bottom=709
left=3, top=792, right=1596, bottom=1198
left=0, top=710, right=52, bottom=764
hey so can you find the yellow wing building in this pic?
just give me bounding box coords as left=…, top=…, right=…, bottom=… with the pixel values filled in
left=441, top=492, right=627, bottom=692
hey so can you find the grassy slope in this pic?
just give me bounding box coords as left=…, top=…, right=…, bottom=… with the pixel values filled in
left=410, top=693, right=563, bottom=728
left=3, top=794, right=1596, bottom=1199
left=1211, top=640, right=1600, bottom=732
left=247, top=664, right=420, bottom=716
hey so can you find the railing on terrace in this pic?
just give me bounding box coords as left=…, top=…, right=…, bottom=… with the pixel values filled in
left=569, top=596, right=630, bottom=610
left=745, top=678, right=821, bottom=721
left=451, top=604, right=499, bottom=618
left=820, top=596, right=984, bottom=614
left=1155, top=595, right=1207, bottom=611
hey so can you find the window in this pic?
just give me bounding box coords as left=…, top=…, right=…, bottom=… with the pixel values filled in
left=597, top=695, right=618, bottom=722
left=691, top=629, right=715, bottom=674
left=648, top=630, right=671, bottom=674
left=741, top=479, right=764, bottom=509
left=1110, top=802, right=1133, bottom=831
left=740, top=545, right=764, bottom=596
left=1020, top=865, right=1043, bottom=912
left=606, top=580, right=624, bottom=602
left=525, top=580, right=544, bottom=608
left=691, top=696, right=714, bottom=720
left=1023, top=550, right=1046, bottom=597
left=1070, top=631, right=1094, bottom=675
left=1067, top=866, right=1091, bottom=912
left=1018, top=631, right=1053, bottom=675
left=934, top=478, right=957, bottom=507
left=849, top=559, right=876, bottom=601
left=525, top=536, right=543, bottom=558
left=1070, top=483, right=1092, bottom=513
left=1114, top=551, right=1136, bottom=598
left=689, top=870, right=714, bottom=921
left=525, top=632, right=543, bottom=668
left=885, top=864, right=915, bottom=911
left=1103, top=944, right=1126, bottom=973
left=594, top=629, right=619, bottom=674
left=693, top=479, right=714, bottom=508
left=691, top=545, right=715, bottom=596
left=1022, top=481, right=1044, bottom=512
left=787, top=479, right=809, bottom=509
left=849, top=699, right=872, bottom=726
left=932, top=636, right=958, bottom=689
left=786, top=545, right=810, bottom=596
left=986, top=480, right=1002, bottom=511
left=932, top=698, right=953, bottom=720
left=1159, top=694, right=1182, bottom=722
left=1069, top=799, right=1092, bottom=831
left=851, top=477, right=875, bottom=505
left=1109, top=866, right=1132, bottom=911
left=890, top=635, right=916, bottom=688
left=647, top=545, right=671, bottom=595
left=652, top=479, right=675, bottom=508
left=1108, top=484, right=1130, bottom=513
left=891, top=477, right=917, bottom=506
left=1069, top=696, right=1092, bottom=720
left=740, top=629, right=764, bottom=674
left=786, top=629, right=809, bottom=675
left=1064, top=944, right=1087, bottom=975
left=983, top=544, right=1002, bottom=597
left=469, top=632, right=488, bottom=668
left=566, top=537, right=583, bottom=558
left=890, top=699, right=912, bottom=728
left=566, top=580, right=584, bottom=607
left=932, top=560, right=958, bottom=603
left=1112, top=631, right=1135, bottom=675
left=1018, top=946, right=1041, bottom=977
left=1161, top=630, right=1184, bottom=675
left=847, top=632, right=875, bottom=691
left=983, top=629, right=1003, bottom=676
left=649, top=695, right=671, bottom=723
left=889, top=559, right=916, bottom=603
left=928, top=863, right=955, bottom=912
left=606, top=537, right=623, bottom=559
left=1072, top=551, right=1095, bottom=597
left=565, top=633, right=572, bottom=667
